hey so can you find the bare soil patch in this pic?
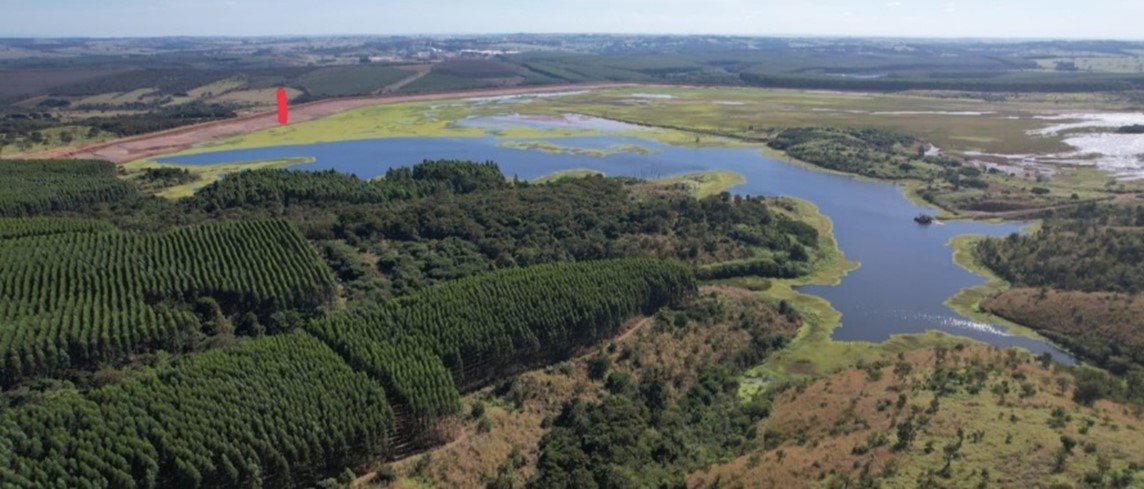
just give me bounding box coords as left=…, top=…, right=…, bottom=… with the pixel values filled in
left=22, top=83, right=635, bottom=164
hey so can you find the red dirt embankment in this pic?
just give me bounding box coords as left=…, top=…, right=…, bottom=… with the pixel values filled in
left=22, top=83, right=636, bottom=164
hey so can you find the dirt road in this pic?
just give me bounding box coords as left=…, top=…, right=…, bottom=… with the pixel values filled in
left=21, top=83, right=636, bottom=164
left=378, top=65, right=432, bottom=94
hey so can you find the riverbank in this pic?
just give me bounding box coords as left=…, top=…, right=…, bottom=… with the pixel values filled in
left=20, top=83, right=639, bottom=164
left=115, top=86, right=1088, bottom=371
left=731, top=198, right=972, bottom=396
left=119, top=85, right=1137, bottom=222
left=944, top=233, right=1060, bottom=342
left=532, top=169, right=745, bottom=199
left=122, top=156, right=315, bottom=198
left=760, top=146, right=964, bottom=217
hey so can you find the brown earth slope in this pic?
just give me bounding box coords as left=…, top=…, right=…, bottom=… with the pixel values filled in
left=18, top=83, right=635, bottom=164
left=984, top=288, right=1144, bottom=372
left=692, top=345, right=1144, bottom=488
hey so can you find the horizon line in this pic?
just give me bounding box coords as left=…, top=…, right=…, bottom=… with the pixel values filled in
left=4, top=33, right=1144, bottom=42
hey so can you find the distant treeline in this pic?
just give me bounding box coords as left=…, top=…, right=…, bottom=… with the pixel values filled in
left=741, top=72, right=1144, bottom=92
left=82, top=102, right=236, bottom=137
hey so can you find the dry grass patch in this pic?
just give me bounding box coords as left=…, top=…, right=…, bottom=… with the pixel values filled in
left=691, top=345, right=1144, bottom=488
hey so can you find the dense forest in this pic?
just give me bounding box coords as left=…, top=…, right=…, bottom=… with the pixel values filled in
left=1, top=333, right=396, bottom=488
left=766, top=127, right=1000, bottom=194
left=975, top=202, right=1144, bottom=396
left=0, top=218, right=336, bottom=385
left=741, top=71, right=1144, bottom=93
left=0, top=157, right=825, bottom=488
left=192, top=161, right=509, bottom=211
left=768, top=128, right=924, bottom=180
left=182, top=163, right=821, bottom=298
left=0, top=259, right=694, bottom=488
left=974, top=218, right=1144, bottom=295
left=0, top=160, right=137, bottom=216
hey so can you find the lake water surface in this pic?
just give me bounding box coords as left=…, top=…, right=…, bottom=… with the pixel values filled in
left=160, top=135, right=1074, bottom=362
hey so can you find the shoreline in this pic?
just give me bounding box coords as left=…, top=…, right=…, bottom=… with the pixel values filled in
left=14, top=82, right=643, bottom=164
left=98, top=87, right=1084, bottom=372
left=102, top=86, right=1124, bottom=227
left=736, top=196, right=977, bottom=396
left=943, top=234, right=1062, bottom=343
left=123, top=156, right=316, bottom=199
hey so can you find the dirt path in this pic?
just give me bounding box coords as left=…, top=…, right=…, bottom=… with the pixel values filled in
left=379, top=65, right=432, bottom=94
left=347, top=318, right=649, bottom=489
left=18, top=82, right=637, bottom=164
left=350, top=427, right=472, bottom=488
left=614, top=316, right=652, bottom=344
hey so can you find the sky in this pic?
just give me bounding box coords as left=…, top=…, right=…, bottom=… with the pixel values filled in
left=1, top=0, right=1142, bottom=40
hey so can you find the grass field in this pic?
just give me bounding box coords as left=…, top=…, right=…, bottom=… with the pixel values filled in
left=655, top=171, right=746, bottom=198
left=531, top=169, right=742, bottom=198
left=159, top=85, right=1140, bottom=160
left=75, top=88, right=158, bottom=107
left=499, top=140, right=657, bottom=157
left=189, top=77, right=246, bottom=99
left=2, top=125, right=115, bottom=155
left=523, top=86, right=1088, bottom=155
left=172, top=99, right=490, bottom=155
left=122, top=156, right=315, bottom=198
left=210, top=87, right=303, bottom=106
left=530, top=169, right=603, bottom=183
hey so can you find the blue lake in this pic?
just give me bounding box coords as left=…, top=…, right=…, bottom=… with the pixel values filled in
left=160, top=135, right=1074, bottom=362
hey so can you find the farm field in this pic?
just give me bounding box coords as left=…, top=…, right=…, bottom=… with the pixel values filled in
left=296, top=65, right=420, bottom=96
left=5, top=34, right=1144, bottom=489
left=3, top=157, right=865, bottom=488
left=149, top=84, right=1139, bottom=158
left=209, top=87, right=304, bottom=106
left=16, top=83, right=632, bottom=163
left=115, top=85, right=1144, bottom=222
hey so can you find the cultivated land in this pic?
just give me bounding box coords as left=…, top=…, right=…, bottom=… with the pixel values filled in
left=7, top=35, right=1144, bottom=486
left=25, top=83, right=1132, bottom=365
left=65, top=83, right=1137, bottom=377
left=99, top=86, right=1103, bottom=155
left=15, top=83, right=637, bottom=163
left=74, top=85, right=1141, bottom=220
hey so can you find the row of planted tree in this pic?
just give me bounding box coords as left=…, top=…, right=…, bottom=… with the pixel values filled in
left=1, top=258, right=696, bottom=488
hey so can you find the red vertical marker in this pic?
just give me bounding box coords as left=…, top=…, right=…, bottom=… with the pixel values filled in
left=276, top=88, right=288, bottom=125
